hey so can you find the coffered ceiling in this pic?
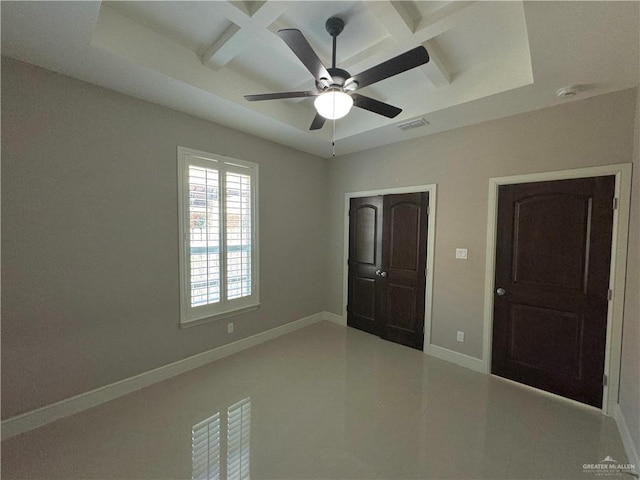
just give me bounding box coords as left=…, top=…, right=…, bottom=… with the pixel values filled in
left=2, top=1, right=638, bottom=158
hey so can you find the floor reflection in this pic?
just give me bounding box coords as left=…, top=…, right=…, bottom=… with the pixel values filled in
left=192, top=398, right=251, bottom=480
left=1, top=323, right=628, bottom=480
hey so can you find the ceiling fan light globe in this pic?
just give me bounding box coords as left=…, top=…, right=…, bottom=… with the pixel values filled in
left=314, top=90, right=353, bottom=120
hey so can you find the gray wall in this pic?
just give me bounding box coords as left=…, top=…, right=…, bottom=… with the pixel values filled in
left=3, top=55, right=638, bottom=452
left=620, top=86, right=640, bottom=455
left=327, top=89, right=637, bottom=359
left=1, top=58, right=329, bottom=419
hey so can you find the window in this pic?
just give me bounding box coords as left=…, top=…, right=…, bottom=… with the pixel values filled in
left=178, top=147, right=258, bottom=326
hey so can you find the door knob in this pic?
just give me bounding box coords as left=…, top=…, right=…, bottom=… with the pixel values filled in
left=375, top=270, right=388, bottom=278
left=496, top=287, right=506, bottom=296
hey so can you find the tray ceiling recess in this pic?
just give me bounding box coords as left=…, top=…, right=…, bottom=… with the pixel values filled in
left=2, top=1, right=638, bottom=158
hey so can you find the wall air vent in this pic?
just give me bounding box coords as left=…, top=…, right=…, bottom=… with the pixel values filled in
left=397, top=118, right=429, bottom=131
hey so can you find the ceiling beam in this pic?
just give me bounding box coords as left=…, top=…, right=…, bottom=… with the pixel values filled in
left=201, top=22, right=241, bottom=68
left=422, top=40, right=451, bottom=87
left=414, top=1, right=477, bottom=39
left=341, top=1, right=456, bottom=88
left=201, top=1, right=285, bottom=69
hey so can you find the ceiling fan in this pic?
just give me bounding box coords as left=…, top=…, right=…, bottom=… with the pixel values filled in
left=244, top=16, right=430, bottom=130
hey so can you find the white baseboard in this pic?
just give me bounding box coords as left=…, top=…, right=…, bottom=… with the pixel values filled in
left=1, top=311, right=334, bottom=440
left=614, top=403, right=640, bottom=469
left=425, top=343, right=485, bottom=373
left=324, top=312, right=346, bottom=326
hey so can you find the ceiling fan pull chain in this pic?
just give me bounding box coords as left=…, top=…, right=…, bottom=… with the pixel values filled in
left=332, top=118, right=336, bottom=157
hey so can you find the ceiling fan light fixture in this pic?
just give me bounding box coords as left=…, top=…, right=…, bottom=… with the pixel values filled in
left=314, top=89, right=353, bottom=120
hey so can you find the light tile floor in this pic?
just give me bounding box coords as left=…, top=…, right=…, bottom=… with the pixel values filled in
left=1, top=321, right=630, bottom=479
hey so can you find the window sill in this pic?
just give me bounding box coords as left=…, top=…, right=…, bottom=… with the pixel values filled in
left=179, top=304, right=260, bottom=329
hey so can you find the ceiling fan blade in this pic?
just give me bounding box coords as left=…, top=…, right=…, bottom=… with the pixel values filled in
left=351, top=93, right=402, bottom=118
left=347, top=46, right=429, bottom=90
left=278, top=29, right=333, bottom=82
left=310, top=113, right=326, bottom=130
left=244, top=91, right=321, bottom=101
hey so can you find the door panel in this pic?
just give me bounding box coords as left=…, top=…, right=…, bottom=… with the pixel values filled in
left=347, top=196, right=383, bottom=336
left=389, top=203, right=420, bottom=270
left=386, top=283, right=417, bottom=331
left=512, top=194, right=591, bottom=290
left=379, top=192, right=429, bottom=350
left=354, top=206, right=378, bottom=265
left=350, top=277, right=377, bottom=322
left=492, top=176, right=614, bottom=408
left=507, top=304, right=583, bottom=379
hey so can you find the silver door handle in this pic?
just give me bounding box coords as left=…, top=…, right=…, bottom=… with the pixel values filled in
left=496, top=287, right=506, bottom=296
left=375, top=270, right=388, bottom=278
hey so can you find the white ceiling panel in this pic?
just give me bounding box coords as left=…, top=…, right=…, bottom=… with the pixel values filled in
left=105, top=1, right=231, bottom=55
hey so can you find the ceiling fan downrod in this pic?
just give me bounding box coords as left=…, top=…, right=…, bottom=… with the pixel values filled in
left=325, top=16, right=344, bottom=70
left=325, top=17, right=346, bottom=158
left=317, top=17, right=353, bottom=93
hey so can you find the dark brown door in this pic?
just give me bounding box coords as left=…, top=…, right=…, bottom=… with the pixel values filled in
left=492, top=176, right=615, bottom=408
left=379, top=193, right=429, bottom=349
left=347, top=196, right=383, bottom=336
left=347, top=192, right=428, bottom=350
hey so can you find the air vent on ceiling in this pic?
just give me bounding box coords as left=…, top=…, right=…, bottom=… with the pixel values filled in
left=397, top=118, right=429, bottom=131
left=556, top=86, right=579, bottom=99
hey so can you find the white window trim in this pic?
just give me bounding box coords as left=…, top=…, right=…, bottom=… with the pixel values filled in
left=177, top=146, right=259, bottom=327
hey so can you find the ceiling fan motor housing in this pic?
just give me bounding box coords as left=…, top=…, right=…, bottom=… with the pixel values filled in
left=316, top=67, right=351, bottom=89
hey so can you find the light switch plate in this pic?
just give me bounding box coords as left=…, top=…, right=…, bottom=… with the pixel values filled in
left=227, top=322, right=234, bottom=334
left=456, top=331, right=465, bottom=342
left=456, top=248, right=468, bottom=260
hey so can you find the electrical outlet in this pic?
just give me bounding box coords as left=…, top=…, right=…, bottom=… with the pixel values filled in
left=227, top=322, right=234, bottom=334
left=456, top=248, right=468, bottom=260
left=456, top=331, right=465, bottom=342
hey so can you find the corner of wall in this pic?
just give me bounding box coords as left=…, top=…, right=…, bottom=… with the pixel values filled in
left=617, top=83, right=640, bottom=463
left=614, top=403, right=640, bottom=469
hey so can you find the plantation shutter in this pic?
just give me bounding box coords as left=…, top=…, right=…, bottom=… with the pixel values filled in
left=188, top=166, right=221, bottom=308
left=225, top=171, right=253, bottom=300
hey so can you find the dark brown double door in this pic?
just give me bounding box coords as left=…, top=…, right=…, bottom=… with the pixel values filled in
left=347, top=192, right=428, bottom=350
left=492, top=176, right=615, bottom=408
